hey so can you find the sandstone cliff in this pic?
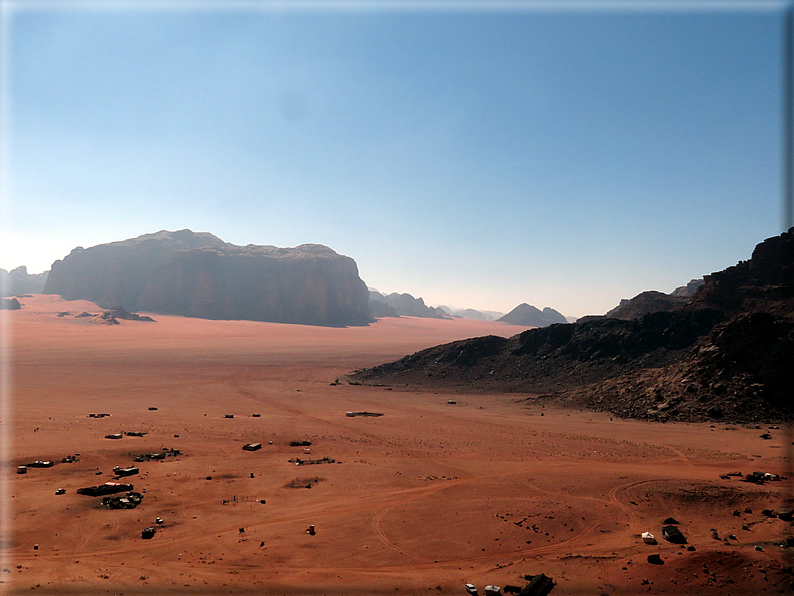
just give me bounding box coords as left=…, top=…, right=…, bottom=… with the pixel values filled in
left=0, top=266, right=48, bottom=297
left=606, top=290, right=689, bottom=320
left=44, top=230, right=372, bottom=326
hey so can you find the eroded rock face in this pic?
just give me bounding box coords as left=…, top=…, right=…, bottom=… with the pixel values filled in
left=606, top=291, right=689, bottom=320
left=44, top=230, right=372, bottom=326
left=0, top=266, right=48, bottom=297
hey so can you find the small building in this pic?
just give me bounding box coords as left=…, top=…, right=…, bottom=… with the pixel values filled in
left=662, top=525, right=687, bottom=544
left=28, top=460, right=54, bottom=468
left=520, top=574, right=555, bottom=596
left=113, top=466, right=139, bottom=477
left=17, top=466, right=27, bottom=474
left=77, top=482, right=133, bottom=496
left=242, top=443, right=262, bottom=451
left=484, top=586, right=501, bottom=596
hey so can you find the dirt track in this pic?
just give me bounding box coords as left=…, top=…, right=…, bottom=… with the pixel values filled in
left=3, top=295, right=793, bottom=595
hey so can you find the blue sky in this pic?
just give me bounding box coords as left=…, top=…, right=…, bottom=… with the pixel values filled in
left=0, top=1, right=787, bottom=318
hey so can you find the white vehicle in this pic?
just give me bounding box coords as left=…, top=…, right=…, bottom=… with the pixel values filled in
left=642, top=531, right=657, bottom=544
left=465, top=584, right=478, bottom=595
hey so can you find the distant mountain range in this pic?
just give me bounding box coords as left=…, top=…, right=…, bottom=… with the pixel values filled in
left=351, top=229, right=794, bottom=423
left=437, top=306, right=505, bottom=322
left=10, top=230, right=713, bottom=331
left=368, top=293, right=567, bottom=326
left=8, top=231, right=572, bottom=326
left=368, top=290, right=449, bottom=319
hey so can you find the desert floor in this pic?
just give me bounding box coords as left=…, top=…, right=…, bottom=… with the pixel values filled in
left=3, top=295, right=794, bottom=595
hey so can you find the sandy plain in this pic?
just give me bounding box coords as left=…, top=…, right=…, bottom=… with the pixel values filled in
left=2, top=295, right=793, bottom=595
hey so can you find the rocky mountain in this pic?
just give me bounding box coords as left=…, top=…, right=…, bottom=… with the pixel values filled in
left=605, top=278, right=705, bottom=320
left=497, top=303, right=567, bottom=327
left=606, top=290, right=689, bottom=320
left=0, top=266, right=48, bottom=297
left=350, top=229, right=794, bottom=422
left=44, top=230, right=372, bottom=326
left=670, top=278, right=704, bottom=297
left=368, top=291, right=449, bottom=319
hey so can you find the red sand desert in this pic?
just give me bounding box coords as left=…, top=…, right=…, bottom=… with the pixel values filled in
left=3, top=295, right=793, bottom=595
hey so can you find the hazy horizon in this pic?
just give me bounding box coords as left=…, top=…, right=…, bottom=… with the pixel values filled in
left=1, top=1, right=786, bottom=318
left=2, top=226, right=712, bottom=318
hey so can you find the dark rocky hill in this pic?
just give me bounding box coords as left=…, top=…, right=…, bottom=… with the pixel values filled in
left=350, top=229, right=794, bottom=422
left=670, top=278, right=704, bottom=297
left=44, top=230, right=372, bottom=326
left=606, top=290, right=689, bottom=320
left=497, top=303, right=567, bottom=327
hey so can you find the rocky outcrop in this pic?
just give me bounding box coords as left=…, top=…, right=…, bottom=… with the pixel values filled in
left=606, top=279, right=705, bottom=321
left=555, top=311, right=794, bottom=423
left=0, top=297, right=21, bottom=310
left=368, top=291, right=449, bottom=319
left=44, top=230, right=372, bottom=326
left=606, top=291, right=689, bottom=320
left=0, top=266, right=48, bottom=297
left=351, top=228, right=794, bottom=422
left=497, top=303, right=567, bottom=327
left=670, top=278, right=704, bottom=297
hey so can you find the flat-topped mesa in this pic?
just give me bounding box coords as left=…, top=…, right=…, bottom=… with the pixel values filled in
left=44, top=229, right=373, bottom=327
